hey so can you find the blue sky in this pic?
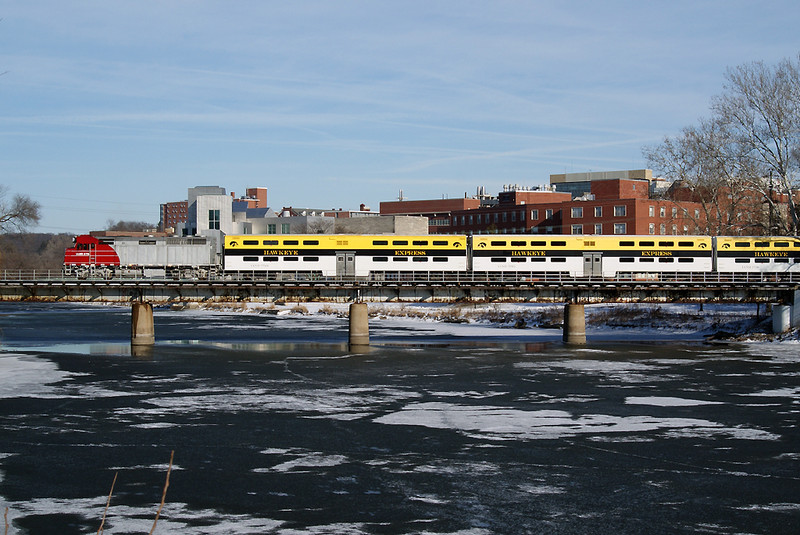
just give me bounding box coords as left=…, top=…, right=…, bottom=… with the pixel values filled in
left=1, top=1, right=798, bottom=234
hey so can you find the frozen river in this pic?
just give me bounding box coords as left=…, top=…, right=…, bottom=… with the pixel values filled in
left=0, top=302, right=798, bottom=534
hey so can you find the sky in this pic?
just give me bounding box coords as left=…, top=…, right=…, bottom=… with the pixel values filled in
left=1, top=1, right=799, bottom=235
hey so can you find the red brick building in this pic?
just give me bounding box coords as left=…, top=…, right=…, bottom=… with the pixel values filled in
left=449, top=190, right=570, bottom=234
left=445, top=179, right=705, bottom=236
left=159, top=201, right=188, bottom=232
left=380, top=198, right=482, bottom=234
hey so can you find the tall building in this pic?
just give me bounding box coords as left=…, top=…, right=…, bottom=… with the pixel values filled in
left=159, top=201, right=188, bottom=232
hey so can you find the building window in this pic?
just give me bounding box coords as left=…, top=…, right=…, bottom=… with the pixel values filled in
left=502, top=212, right=507, bottom=222
left=476, top=214, right=481, bottom=224
left=671, top=207, right=678, bottom=218
left=614, top=223, right=627, bottom=234
left=511, top=211, right=516, bottom=222
left=268, top=224, right=276, bottom=234
left=461, top=216, right=465, bottom=225
left=281, top=223, right=290, bottom=233
left=660, top=206, right=666, bottom=218
left=594, top=206, right=602, bottom=217
left=614, top=205, right=626, bottom=217
left=571, top=224, right=583, bottom=234
left=694, top=209, right=700, bottom=219
left=660, top=223, right=666, bottom=235
left=571, top=207, right=583, bottom=218
left=545, top=209, right=553, bottom=220
left=649, top=206, right=655, bottom=217
left=531, top=209, right=538, bottom=220
left=208, top=209, right=220, bottom=230
left=594, top=224, right=602, bottom=234
left=649, top=223, right=655, bottom=234
left=672, top=224, right=678, bottom=234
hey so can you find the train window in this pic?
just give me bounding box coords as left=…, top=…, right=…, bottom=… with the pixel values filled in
left=263, top=240, right=279, bottom=245
left=551, top=257, right=567, bottom=262
left=243, top=240, right=259, bottom=245
left=303, top=240, right=319, bottom=245
left=795, top=258, right=800, bottom=263
left=412, top=257, right=428, bottom=262
left=393, top=257, right=408, bottom=262
left=678, top=241, right=694, bottom=247
left=678, top=258, right=694, bottom=263
left=640, top=258, right=654, bottom=263
left=755, top=242, right=769, bottom=247
left=531, top=241, right=547, bottom=246
left=775, top=258, right=789, bottom=263
left=619, top=241, right=635, bottom=247
left=284, top=257, right=299, bottom=262
left=432, top=257, right=448, bottom=262
left=735, top=258, right=750, bottom=263
left=658, top=257, right=674, bottom=263
left=303, top=257, right=319, bottom=262
left=491, top=257, right=505, bottom=262
left=511, top=241, right=526, bottom=246
left=284, top=240, right=299, bottom=245
left=373, top=257, right=389, bottom=262
left=619, top=258, right=635, bottom=263
left=795, top=243, right=800, bottom=247
left=263, top=257, right=279, bottom=262
left=551, top=241, right=567, bottom=246
left=432, top=240, right=449, bottom=246
left=373, top=240, right=389, bottom=246
left=530, top=257, right=546, bottom=262
left=412, top=240, right=428, bottom=246
left=393, top=240, right=408, bottom=245
left=774, top=242, right=789, bottom=247
left=491, top=241, right=507, bottom=246
left=734, top=242, right=750, bottom=247
left=510, top=257, right=526, bottom=262
left=639, top=241, right=655, bottom=247
left=243, top=257, right=258, bottom=262
left=754, top=258, right=769, bottom=263
left=658, top=241, right=674, bottom=247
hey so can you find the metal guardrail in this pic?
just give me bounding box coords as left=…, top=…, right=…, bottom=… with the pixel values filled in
left=2, top=270, right=799, bottom=286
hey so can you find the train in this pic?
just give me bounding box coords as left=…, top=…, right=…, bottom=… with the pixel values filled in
left=63, top=233, right=800, bottom=280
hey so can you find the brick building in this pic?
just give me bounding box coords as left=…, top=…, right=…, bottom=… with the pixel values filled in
left=444, top=178, right=705, bottom=236
left=449, top=189, right=571, bottom=234
left=159, top=201, right=188, bottom=232
left=380, top=197, right=482, bottom=234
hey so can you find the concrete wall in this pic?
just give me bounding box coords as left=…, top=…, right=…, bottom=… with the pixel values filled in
left=335, top=215, right=428, bottom=235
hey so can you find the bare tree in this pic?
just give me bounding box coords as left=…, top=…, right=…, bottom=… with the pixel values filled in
left=714, top=56, right=800, bottom=233
left=0, top=186, right=41, bottom=233
left=645, top=54, right=800, bottom=235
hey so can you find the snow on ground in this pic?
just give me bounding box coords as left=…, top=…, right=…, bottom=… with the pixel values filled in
left=215, top=301, right=795, bottom=343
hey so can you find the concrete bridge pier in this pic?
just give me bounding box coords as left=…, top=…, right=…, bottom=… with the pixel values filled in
left=562, top=303, right=586, bottom=345
left=772, top=290, right=800, bottom=334
left=131, top=302, right=155, bottom=346
left=349, top=302, right=369, bottom=350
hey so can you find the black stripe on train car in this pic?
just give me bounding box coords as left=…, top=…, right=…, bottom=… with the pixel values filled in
left=601, top=250, right=713, bottom=258
left=225, top=248, right=467, bottom=257
left=717, top=251, right=800, bottom=259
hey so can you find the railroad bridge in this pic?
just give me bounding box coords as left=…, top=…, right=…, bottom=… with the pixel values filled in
left=1, top=271, right=799, bottom=345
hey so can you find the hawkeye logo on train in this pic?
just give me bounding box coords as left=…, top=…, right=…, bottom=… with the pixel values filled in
left=755, top=251, right=789, bottom=257
left=264, top=249, right=299, bottom=255
left=511, top=250, right=546, bottom=256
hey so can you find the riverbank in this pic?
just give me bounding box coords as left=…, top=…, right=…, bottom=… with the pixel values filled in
left=169, top=301, right=798, bottom=343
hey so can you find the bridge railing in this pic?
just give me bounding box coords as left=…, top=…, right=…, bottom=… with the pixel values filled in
left=3, top=270, right=798, bottom=285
